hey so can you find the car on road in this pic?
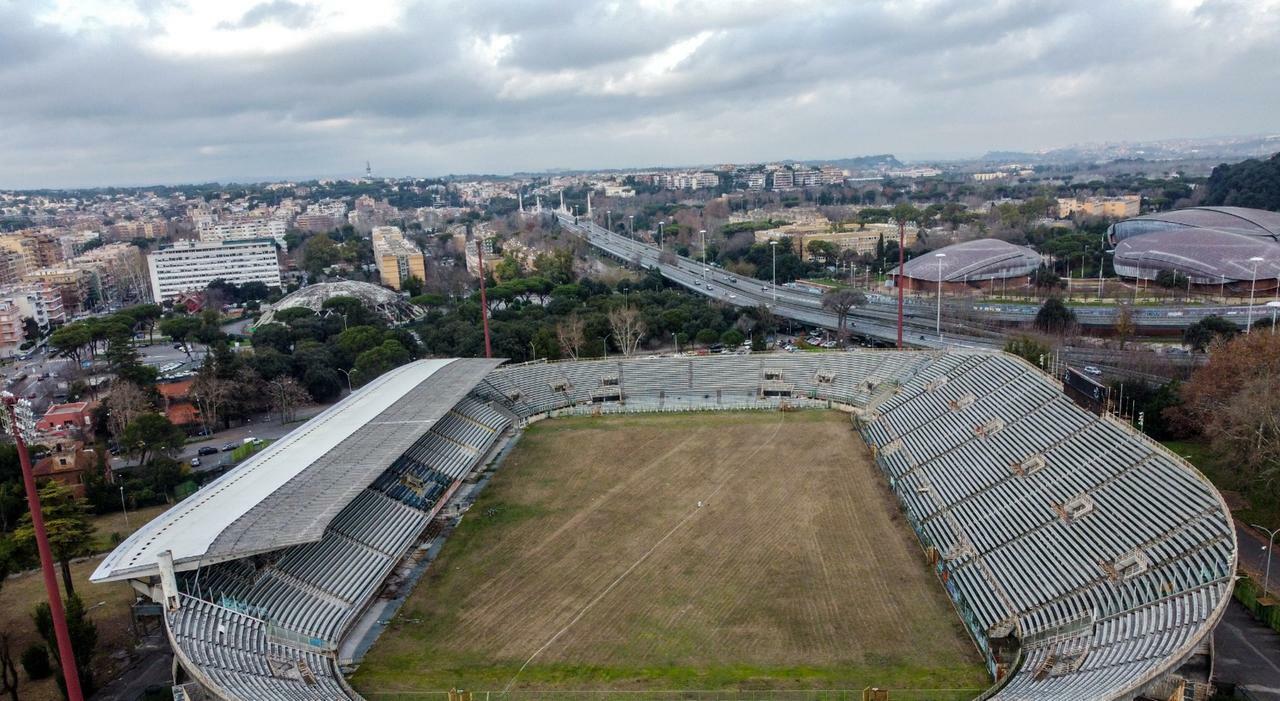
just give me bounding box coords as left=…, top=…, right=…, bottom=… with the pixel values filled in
left=1084, top=366, right=1103, bottom=376
left=190, top=457, right=201, bottom=467
left=221, top=443, right=238, bottom=452
left=197, top=446, right=219, bottom=456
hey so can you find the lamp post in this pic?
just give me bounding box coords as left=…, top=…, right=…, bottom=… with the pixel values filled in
left=1, top=393, right=84, bottom=701
left=627, top=215, right=634, bottom=240
left=606, top=210, right=611, bottom=232
left=1252, top=523, right=1280, bottom=601
left=700, top=229, right=707, bottom=277
left=1247, top=256, right=1265, bottom=333
left=935, top=253, right=946, bottom=339
left=119, top=484, right=129, bottom=528
left=657, top=220, right=665, bottom=250
left=1268, top=300, right=1280, bottom=335
left=337, top=368, right=353, bottom=393
left=770, top=240, right=779, bottom=303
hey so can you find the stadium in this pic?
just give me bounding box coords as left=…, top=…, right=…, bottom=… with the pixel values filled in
left=889, top=239, right=1043, bottom=293
left=93, top=350, right=1237, bottom=701
left=1108, top=206, right=1280, bottom=293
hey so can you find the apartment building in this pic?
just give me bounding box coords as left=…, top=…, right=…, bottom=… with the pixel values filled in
left=198, top=217, right=289, bottom=249
left=1056, top=195, right=1141, bottom=219
left=771, top=170, right=795, bottom=190
left=0, top=282, right=66, bottom=356
left=754, top=222, right=918, bottom=259
left=67, top=242, right=147, bottom=305
left=23, top=267, right=91, bottom=314
left=148, top=239, right=282, bottom=302
left=371, top=226, right=426, bottom=291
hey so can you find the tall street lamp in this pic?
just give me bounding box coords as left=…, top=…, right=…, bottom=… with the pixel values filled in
left=627, top=215, right=634, bottom=239
left=606, top=210, right=611, bottom=232
left=1247, top=256, right=1265, bottom=332
left=2, top=393, right=84, bottom=701
left=935, top=253, right=946, bottom=338
left=700, top=229, right=707, bottom=279
left=770, top=240, right=779, bottom=303
left=119, top=483, right=129, bottom=528
left=1268, top=300, right=1280, bottom=335
left=657, top=220, right=665, bottom=250
left=1253, top=523, right=1280, bottom=601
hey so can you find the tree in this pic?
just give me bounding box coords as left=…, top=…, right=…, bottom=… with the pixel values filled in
left=821, top=289, right=866, bottom=338
left=13, top=482, right=95, bottom=599
left=1114, top=304, right=1136, bottom=350
left=1004, top=334, right=1052, bottom=367
left=401, top=275, right=425, bottom=297
left=1182, top=315, right=1239, bottom=352
left=104, top=381, right=152, bottom=440
left=21, top=317, right=40, bottom=344
left=555, top=313, right=586, bottom=360
left=1177, top=332, right=1280, bottom=484
left=33, top=593, right=97, bottom=697
left=189, top=367, right=233, bottom=435
left=267, top=376, right=311, bottom=423
left=806, top=240, right=838, bottom=266
left=49, top=324, right=91, bottom=366
left=159, top=315, right=202, bottom=352
left=1034, top=297, right=1076, bottom=335
left=607, top=305, right=646, bottom=357
left=0, top=637, right=15, bottom=701
left=352, top=340, right=411, bottom=385
left=121, top=413, right=186, bottom=467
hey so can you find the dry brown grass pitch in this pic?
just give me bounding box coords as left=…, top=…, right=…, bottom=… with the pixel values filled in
left=353, top=411, right=986, bottom=695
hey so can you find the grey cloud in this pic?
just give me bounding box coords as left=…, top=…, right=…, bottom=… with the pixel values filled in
left=0, top=0, right=1277, bottom=188
left=218, top=0, right=317, bottom=30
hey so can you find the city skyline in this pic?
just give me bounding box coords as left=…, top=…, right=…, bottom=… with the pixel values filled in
left=3, top=0, right=1279, bottom=189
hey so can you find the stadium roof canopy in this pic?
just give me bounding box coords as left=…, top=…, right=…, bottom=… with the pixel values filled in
left=255, top=280, right=426, bottom=327
left=1114, top=229, right=1280, bottom=284
left=892, top=238, right=1042, bottom=282
left=91, top=357, right=502, bottom=583
left=1109, top=206, right=1280, bottom=243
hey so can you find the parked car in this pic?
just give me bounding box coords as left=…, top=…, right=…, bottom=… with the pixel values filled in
left=221, top=443, right=238, bottom=452
left=190, top=457, right=201, bottom=467
left=1084, top=366, right=1103, bottom=376
left=197, top=446, right=218, bottom=456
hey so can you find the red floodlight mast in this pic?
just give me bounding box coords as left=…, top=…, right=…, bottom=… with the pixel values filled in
left=3, top=394, right=84, bottom=701
left=896, top=219, right=905, bottom=349
left=476, top=240, right=492, bottom=359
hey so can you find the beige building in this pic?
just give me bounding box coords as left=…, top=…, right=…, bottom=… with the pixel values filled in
left=371, top=226, right=426, bottom=291
left=1057, top=195, right=1141, bottom=219
left=754, top=222, right=918, bottom=260
left=24, top=267, right=91, bottom=314
left=66, top=243, right=148, bottom=305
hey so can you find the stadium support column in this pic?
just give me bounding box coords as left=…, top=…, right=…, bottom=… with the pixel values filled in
left=157, top=550, right=180, bottom=612
left=477, top=240, right=492, bottom=358
left=897, top=219, right=905, bottom=349
left=2, top=393, right=84, bottom=701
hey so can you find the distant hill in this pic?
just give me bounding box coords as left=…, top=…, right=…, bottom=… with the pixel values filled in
left=980, top=134, right=1280, bottom=165
left=799, top=154, right=902, bottom=170
left=1201, top=152, right=1280, bottom=211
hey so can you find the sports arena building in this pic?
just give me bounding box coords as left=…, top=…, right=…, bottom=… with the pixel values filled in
left=1108, top=206, right=1280, bottom=293
left=94, top=351, right=1236, bottom=701
left=889, top=239, right=1043, bottom=293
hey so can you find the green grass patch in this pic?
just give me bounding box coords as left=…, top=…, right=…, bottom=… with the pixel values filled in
left=230, top=438, right=273, bottom=463
left=1163, top=438, right=1280, bottom=527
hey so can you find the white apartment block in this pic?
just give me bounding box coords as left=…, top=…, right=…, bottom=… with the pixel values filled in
left=198, top=218, right=289, bottom=250
left=147, top=239, right=282, bottom=302
left=771, top=170, right=795, bottom=190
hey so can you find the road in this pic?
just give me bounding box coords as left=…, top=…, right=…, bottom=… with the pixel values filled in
left=1214, top=599, right=1280, bottom=700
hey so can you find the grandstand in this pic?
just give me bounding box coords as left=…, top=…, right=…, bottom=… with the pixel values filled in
left=93, top=351, right=1236, bottom=701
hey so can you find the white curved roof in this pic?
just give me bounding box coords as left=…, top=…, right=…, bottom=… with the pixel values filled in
left=895, top=238, right=1042, bottom=282
left=1114, top=229, right=1280, bottom=283
left=91, top=357, right=502, bottom=583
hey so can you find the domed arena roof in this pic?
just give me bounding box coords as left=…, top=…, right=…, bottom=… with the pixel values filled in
left=1109, top=206, right=1280, bottom=243
left=1113, top=229, right=1280, bottom=284
left=895, top=238, right=1042, bottom=282
left=256, top=280, right=427, bottom=327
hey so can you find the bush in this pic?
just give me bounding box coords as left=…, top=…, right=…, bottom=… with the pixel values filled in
left=21, top=642, right=51, bottom=680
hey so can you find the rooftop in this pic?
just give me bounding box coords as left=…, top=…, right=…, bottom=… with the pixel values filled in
left=91, top=357, right=502, bottom=583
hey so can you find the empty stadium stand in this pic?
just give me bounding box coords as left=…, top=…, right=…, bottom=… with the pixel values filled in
left=94, top=352, right=1235, bottom=701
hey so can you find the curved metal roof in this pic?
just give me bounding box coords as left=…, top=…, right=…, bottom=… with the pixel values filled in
left=1113, top=229, right=1280, bottom=283
left=91, top=357, right=503, bottom=583
left=1109, top=206, right=1280, bottom=243
left=256, top=280, right=426, bottom=327
left=895, top=238, right=1042, bottom=282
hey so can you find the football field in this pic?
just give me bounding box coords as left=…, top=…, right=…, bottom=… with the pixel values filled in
left=353, top=410, right=986, bottom=697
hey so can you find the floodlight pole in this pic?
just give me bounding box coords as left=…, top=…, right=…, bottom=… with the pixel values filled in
left=935, top=253, right=946, bottom=339
left=476, top=240, right=492, bottom=358
left=4, top=394, right=84, bottom=701
left=1247, top=256, right=1265, bottom=333
left=896, top=219, right=905, bottom=349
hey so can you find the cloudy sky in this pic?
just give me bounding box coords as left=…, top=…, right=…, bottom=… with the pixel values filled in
left=2, top=0, right=1278, bottom=188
